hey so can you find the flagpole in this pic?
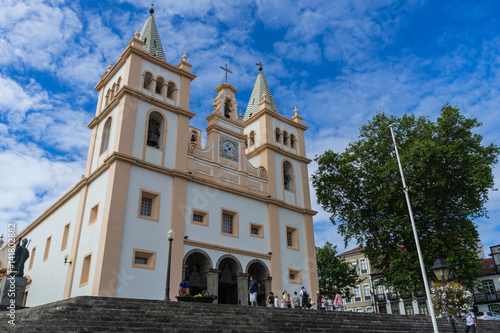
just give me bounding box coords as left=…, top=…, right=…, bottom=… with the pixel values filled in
left=389, top=124, right=439, bottom=333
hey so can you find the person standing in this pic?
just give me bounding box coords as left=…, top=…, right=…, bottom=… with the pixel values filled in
left=316, top=292, right=322, bottom=310
left=327, top=297, right=333, bottom=311
left=266, top=292, right=274, bottom=307
left=274, top=293, right=280, bottom=308
left=283, top=290, right=291, bottom=308
left=248, top=275, right=260, bottom=306
left=334, top=293, right=343, bottom=311
left=464, top=309, right=477, bottom=333
left=300, top=287, right=309, bottom=309
left=292, top=291, right=300, bottom=309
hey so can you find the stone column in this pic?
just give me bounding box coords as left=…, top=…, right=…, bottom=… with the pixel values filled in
left=206, top=269, right=219, bottom=304
left=263, top=277, right=272, bottom=300
left=237, top=273, right=249, bottom=306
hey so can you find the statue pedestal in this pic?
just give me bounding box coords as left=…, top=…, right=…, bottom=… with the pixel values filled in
left=0, top=276, right=27, bottom=308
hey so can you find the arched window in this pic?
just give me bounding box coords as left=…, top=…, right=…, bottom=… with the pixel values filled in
left=105, top=90, right=110, bottom=107
left=100, top=117, right=112, bottom=154
left=146, top=112, right=163, bottom=149
left=143, top=72, right=153, bottom=90
left=167, top=82, right=177, bottom=100
left=290, top=134, right=296, bottom=149
left=116, top=77, right=122, bottom=93
left=156, top=77, right=164, bottom=95
left=283, top=131, right=288, bottom=146
left=110, top=84, right=115, bottom=101
left=275, top=128, right=281, bottom=143
left=283, top=161, right=293, bottom=191
left=250, top=132, right=255, bottom=146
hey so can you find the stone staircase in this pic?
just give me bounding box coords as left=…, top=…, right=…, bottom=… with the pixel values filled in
left=1, top=296, right=500, bottom=332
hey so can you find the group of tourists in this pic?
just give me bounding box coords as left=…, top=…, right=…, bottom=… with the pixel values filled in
left=263, top=286, right=343, bottom=310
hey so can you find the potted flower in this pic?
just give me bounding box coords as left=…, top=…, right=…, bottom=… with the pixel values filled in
left=193, top=290, right=218, bottom=303
left=176, top=288, right=193, bottom=302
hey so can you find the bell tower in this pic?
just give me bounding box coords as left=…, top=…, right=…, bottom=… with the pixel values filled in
left=205, top=80, right=246, bottom=168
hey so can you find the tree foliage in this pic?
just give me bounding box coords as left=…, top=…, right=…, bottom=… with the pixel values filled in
left=315, top=242, right=361, bottom=297
left=312, top=105, right=499, bottom=294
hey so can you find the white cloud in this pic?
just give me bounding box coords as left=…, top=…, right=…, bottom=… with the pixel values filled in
left=0, top=75, right=38, bottom=122
left=0, top=1, right=82, bottom=71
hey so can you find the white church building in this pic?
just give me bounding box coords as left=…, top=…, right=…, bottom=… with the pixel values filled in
left=0, top=8, right=319, bottom=307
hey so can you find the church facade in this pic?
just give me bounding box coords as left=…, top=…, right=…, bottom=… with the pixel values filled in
left=0, top=9, right=319, bottom=307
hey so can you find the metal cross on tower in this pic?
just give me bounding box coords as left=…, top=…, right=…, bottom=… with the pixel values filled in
left=220, top=63, right=232, bottom=84
left=255, top=62, right=265, bottom=71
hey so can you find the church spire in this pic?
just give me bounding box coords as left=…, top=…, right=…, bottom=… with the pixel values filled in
left=243, top=67, right=279, bottom=121
left=139, top=5, right=166, bottom=61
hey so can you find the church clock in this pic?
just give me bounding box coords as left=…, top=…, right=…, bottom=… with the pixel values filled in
left=219, top=136, right=239, bottom=162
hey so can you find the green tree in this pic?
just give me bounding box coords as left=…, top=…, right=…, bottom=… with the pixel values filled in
left=316, top=241, right=361, bottom=297
left=312, top=105, right=499, bottom=294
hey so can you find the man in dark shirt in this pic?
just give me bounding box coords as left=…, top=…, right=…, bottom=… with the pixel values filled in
left=248, top=275, right=260, bottom=306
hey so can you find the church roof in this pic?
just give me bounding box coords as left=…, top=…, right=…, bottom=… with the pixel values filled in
left=139, top=7, right=166, bottom=61
left=243, top=70, right=279, bottom=121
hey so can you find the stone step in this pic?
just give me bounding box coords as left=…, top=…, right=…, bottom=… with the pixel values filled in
left=1, top=296, right=499, bottom=333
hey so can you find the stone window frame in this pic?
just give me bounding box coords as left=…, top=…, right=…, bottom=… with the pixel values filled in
left=43, top=235, right=52, bottom=262
left=61, top=222, right=70, bottom=251
left=79, top=252, right=92, bottom=287
left=359, top=258, right=368, bottom=274
left=249, top=222, right=264, bottom=238
left=132, top=249, right=157, bottom=270
left=28, top=246, right=36, bottom=270
left=137, top=189, right=161, bottom=222
left=89, top=203, right=99, bottom=225
left=191, top=208, right=209, bottom=227
left=285, top=225, right=299, bottom=251
left=362, top=283, right=371, bottom=301
left=288, top=268, right=302, bottom=284
left=100, top=116, right=113, bottom=155
left=220, top=208, right=239, bottom=238
left=354, top=286, right=361, bottom=302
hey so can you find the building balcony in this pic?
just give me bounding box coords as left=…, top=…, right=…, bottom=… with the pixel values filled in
left=387, top=292, right=399, bottom=300
left=374, top=294, right=386, bottom=302
left=473, top=291, right=500, bottom=304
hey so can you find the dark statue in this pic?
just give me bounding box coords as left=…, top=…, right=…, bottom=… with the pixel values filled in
left=13, top=238, right=30, bottom=277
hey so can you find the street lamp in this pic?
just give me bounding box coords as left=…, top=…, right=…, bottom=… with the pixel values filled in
left=430, top=258, right=451, bottom=283
left=164, top=229, right=175, bottom=301
left=430, top=258, right=456, bottom=333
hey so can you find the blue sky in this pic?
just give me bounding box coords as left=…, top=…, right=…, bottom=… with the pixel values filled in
left=1, top=0, right=499, bottom=257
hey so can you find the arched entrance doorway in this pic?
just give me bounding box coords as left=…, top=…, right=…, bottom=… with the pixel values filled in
left=217, top=256, right=242, bottom=305
left=247, top=260, right=270, bottom=306
left=183, top=250, right=212, bottom=296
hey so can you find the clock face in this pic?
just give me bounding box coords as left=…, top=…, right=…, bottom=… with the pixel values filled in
left=222, top=140, right=236, bottom=158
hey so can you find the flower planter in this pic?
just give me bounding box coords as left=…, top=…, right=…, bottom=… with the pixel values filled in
left=176, top=296, right=193, bottom=302
left=193, top=297, right=216, bottom=303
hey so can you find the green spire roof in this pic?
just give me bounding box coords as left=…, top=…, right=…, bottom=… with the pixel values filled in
left=244, top=70, right=279, bottom=121
left=139, top=9, right=166, bottom=61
